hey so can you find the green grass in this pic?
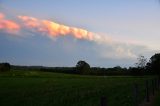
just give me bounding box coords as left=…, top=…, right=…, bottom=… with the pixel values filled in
left=0, top=70, right=155, bottom=106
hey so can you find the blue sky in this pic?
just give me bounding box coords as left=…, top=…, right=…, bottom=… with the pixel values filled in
left=0, top=0, right=160, bottom=67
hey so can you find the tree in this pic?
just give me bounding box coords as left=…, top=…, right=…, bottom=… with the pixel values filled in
left=0, top=63, right=11, bottom=72
left=147, top=53, right=160, bottom=75
left=76, top=60, right=90, bottom=74
left=113, top=66, right=123, bottom=71
left=135, top=55, right=147, bottom=69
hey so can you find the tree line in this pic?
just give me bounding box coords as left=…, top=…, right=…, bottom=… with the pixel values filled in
left=1, top=53, right=160, bottom=76
left=40, top=53, right=160, bottom=76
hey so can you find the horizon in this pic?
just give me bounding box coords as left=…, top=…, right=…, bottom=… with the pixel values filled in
left=0, top=0, right=160, bottom=67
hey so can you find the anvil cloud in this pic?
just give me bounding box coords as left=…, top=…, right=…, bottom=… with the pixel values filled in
left=0, top=12, right=149, bottom=59
left=18, top=15, right=94, bottom=40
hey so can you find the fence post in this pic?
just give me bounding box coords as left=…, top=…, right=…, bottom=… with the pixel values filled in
left=155, top=79, right=158, bottom=90
left=101, top=96, right=107, bottom=106
left=152, top=79, right=155, bottom=96
left=156, top=78, right=159, bottom=90
left=146, top=80, right=150, bottom=102
left=158, top=76, right=160, bottom=89
left=133, top=83, right=138, bottom=106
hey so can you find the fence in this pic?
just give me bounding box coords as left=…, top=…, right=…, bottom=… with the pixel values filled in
left=100, top=77, right=160, bottom=106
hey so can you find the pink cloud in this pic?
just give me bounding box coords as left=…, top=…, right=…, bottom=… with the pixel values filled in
left=0, top=12, right=20, bottom=33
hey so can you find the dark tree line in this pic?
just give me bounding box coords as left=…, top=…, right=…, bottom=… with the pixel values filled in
left=74, top=53, right=160, bottom=76
left=127, top=53, right=160, bottom=76
left=1, top=53, right=160, bottom=76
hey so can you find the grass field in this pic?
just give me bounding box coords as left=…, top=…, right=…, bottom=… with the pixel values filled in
left=0, top=70, right=155, bottom=106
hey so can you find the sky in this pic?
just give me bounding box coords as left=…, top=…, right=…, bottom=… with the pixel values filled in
left=0, top=0, right=160, bottom=67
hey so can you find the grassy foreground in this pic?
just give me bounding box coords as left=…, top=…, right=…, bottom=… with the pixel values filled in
left=0, top=70, right=155, bottom=106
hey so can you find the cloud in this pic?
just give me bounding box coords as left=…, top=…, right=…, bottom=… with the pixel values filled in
left=0, top=13, right=4, bottom=19
left=18, top=15, right=94, bottom=41
left=99, top=43, right=142, bottom=59
left=0, top=12, right=20, bottom=34
left=0, top=12, right=151, bottom=60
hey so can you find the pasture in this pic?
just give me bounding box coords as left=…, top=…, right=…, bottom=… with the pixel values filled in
left=0, top=70, right=155, bottom=106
